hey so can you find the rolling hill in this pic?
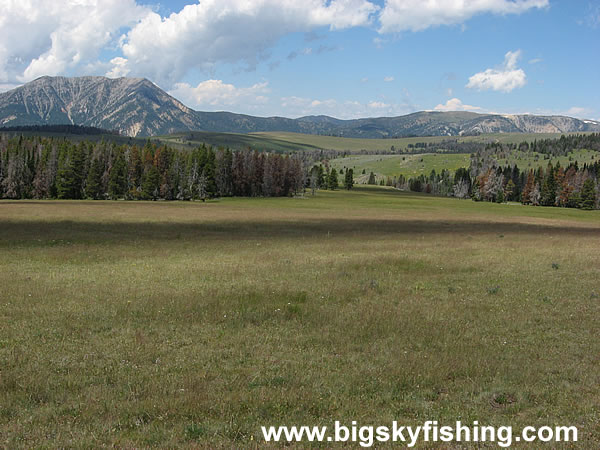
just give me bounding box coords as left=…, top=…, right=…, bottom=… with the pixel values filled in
left=1, top=76, right=599, bottom=138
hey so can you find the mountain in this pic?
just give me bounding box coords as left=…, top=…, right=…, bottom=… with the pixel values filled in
left=1, top=76, right=599, bottom=137
left=0, top=76, right=201, bottom=136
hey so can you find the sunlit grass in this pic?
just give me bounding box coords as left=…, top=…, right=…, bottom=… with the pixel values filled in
left=1, top=188, right=599, bottom=446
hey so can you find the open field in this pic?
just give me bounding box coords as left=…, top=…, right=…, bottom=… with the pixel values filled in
left=156, top=131, right=323, bottom=153
left=330, top=153, right=471, bottom=179
left=250, top=132, right=586, bottom=153
left=330, top=149, right=598, bottom=181
left=2, top=128, right=592, bottom=156
left=1, top=189, right=600, bottom=447
left=157, top=131, right=587, bottom=154
left=496, top=149, right=599, bottom=170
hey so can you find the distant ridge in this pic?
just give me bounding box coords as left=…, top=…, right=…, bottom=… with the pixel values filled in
left=1, top=76, right=599, bottom=137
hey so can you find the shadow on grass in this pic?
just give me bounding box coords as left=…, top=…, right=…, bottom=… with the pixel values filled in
left=1, top=217, right=598, bottom=247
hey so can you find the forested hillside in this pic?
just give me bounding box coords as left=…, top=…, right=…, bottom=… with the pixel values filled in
left=395, top=134, right=600, bottom=210
left=0, top=135, right=304, bottom=200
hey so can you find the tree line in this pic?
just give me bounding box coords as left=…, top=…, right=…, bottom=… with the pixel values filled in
left=402, top=160, right=599, bottom=210
left=0, top=135, right=305, bottom=200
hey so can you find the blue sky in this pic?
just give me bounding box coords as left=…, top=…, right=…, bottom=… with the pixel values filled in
left=1, top=0, right=598, bottom=120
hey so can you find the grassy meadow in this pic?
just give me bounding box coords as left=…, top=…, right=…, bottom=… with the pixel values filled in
left=495, top=149, right=599, bottom=171
left=330, top=153, right=471, bottom=180
left=330, top=149, right=597, bottom=182
left=1, top=188, right=600, bottom=447
left=157, top=131, right=581, bottom=154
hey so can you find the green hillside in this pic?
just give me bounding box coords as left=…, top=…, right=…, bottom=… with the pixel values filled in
left=330, top=153, right=471, bottom=179
left=158, top=130, right=584, bottom=154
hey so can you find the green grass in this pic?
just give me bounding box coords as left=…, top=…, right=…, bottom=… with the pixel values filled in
left=330, top=153, right=471, bottom=180
left=1, top=188, right=600, bottom=447
left=496, top=148, right=599, bottom=171
left=253, top=131, right=584, bottom=153
left=330, top=149, right=598, bottom=181
left=156, top=131, right=589, bottom=154
left=5, top=129, right=593, bottom=155
left=156, top=131, right=323, bottom=153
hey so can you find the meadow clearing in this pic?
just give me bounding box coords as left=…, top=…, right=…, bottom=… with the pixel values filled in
left=1, top=187, right=599, bottom=447
left=329, top=153, right=471, bottom=180
left=329, top=149, right=598, bottom=183
left=157, top=131, right=583, bottom=154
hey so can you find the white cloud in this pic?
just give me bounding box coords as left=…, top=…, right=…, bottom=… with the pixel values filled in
left=433, top=98, right=482, bottom=112
left=565, top=106, right=593, bottom=119
left=384, top=76, right=394, bottom=82
left=528, top=57, right=543, bottom=64
left=379, top=0, right=548, bottom=33
left=0, top=83, right=22, bottom=93
left=111, top=0, right=379, bottom=87
left=466, top=50, right=527, bottom=93
left=280, top=96, right=411, bottom=119
left=169, top=80, right=270, bottom=111
left=0, top=0, right=149, bottom=83
left=368, top=101, right=390, bottom=109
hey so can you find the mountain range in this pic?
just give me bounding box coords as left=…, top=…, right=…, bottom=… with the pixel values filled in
left=1, top=76, right=599, bottom=138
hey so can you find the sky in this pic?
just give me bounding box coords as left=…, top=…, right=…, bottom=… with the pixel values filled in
left=0, top=0, right=598, bottom=120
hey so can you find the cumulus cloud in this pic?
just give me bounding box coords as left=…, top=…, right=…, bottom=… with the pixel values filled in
left=565, top=106, right=593, bottom=118
left=466, top=50, right=526, bottom=93
left=0, top=0, right=553, bottom=90
left=0, top=0, right=149, bottom=83
left=379, top=0, right=548, bottom=33
left=433, top=98, right=483, bottom=112
left=110, top=0, right=379, bottom=86
left=368, top=101, right=390, bottom=109
left=169, top=80, right=270, bottom=111
left=384, top=76, right=394, bottom=82
left=280, top=95, right=410, bottom=119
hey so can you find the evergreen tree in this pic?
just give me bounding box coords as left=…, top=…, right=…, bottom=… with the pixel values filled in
left=540, top=163, right=557, bottom=206
left=367, top=171, right=376, bottom=185
left=56, top=143, right=86, bottom=199
left=496, top=189, right=505, bottom=203
left=317, top=165, right=325, bottom=188
left=215, top=148, right=233, bottom=197
left=344, top=168, right=354, bottom=190
left=86, top=156, right=104, bottom=199
left=328, top=167, right=339, bottom=190
left=128, top=145, right=143, bottom=197
left=504, top=179, right=515, bottom=201
left=108, top=151, right=127, bottom=199
left=580, top=179, right=596, bottom=210
left=141, top=165, right=160, bottom=200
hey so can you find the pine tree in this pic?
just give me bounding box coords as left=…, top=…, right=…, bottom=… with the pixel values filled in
left=522, top=170, right=535, bottom=204
left=496, top=189, right=505, bottom=203
left=580, top=179, right=596, bottom=210
left=541, top=163, right=557, bottom=206
left=56, top=143, right=86, bottom=199
left=141, top=165, right=160, bottom=200
left=128, top=145, right=143, bottom=197
left=108, top=151, right=127, bottom=199
left=367, top=171, right=376, bottom=185
left=215, top=148, right=233, bottom=197
left=328, top=167, right=339, bottom=190
left=86, top=156, right=104, bottom=199
left=504, top=179, right=515, bottom=201
left=344, top=168, right=354, bottom=190
left=317, top=165, right=325, bottom=188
